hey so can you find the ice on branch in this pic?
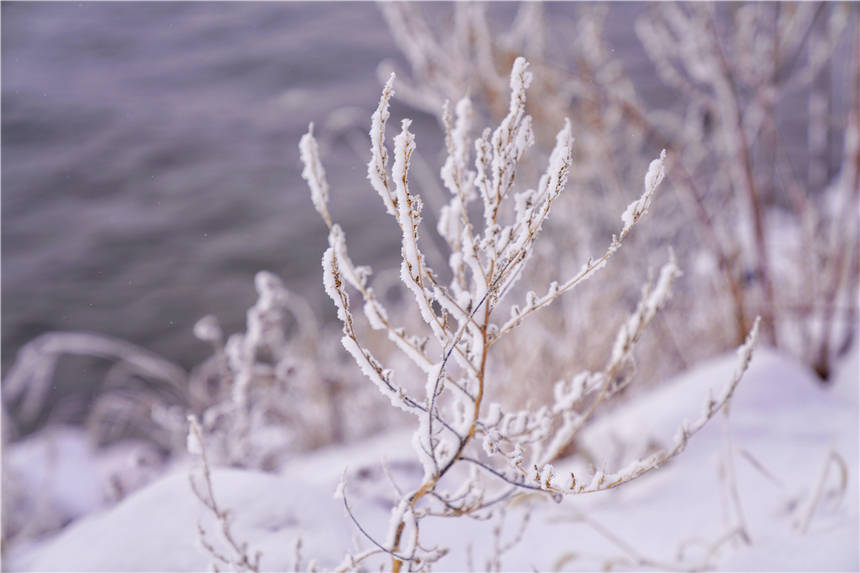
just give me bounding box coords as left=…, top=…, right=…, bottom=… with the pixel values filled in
left=299, top=57, right=756, bottom=572
left=299, top=123, right=331, bottom=228
left=368, top=73, right=398, bottom=217
left=621, top=149, right=666, bottom=235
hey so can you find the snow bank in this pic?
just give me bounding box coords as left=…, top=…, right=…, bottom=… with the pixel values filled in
left=13, top=347, right=858, bottom=571
left=13, top=468, right=355, bottom=572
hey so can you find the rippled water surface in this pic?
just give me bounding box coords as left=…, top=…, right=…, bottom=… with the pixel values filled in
left=2, top=2, right=421, bottom=373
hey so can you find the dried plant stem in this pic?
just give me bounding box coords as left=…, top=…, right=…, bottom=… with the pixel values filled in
left=706, top=9, right=778, bottom=346
left=813, top=19, right=860, bottom=378
left=187, top=416, right=261, bottom=573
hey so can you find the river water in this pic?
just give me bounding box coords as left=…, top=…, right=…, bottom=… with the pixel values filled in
left=2, top=2, right=427, bottom=375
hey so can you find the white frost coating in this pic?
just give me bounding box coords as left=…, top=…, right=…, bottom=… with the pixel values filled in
left=542, top=119, right=574, bottom=204
left=186, top=415, right=203, bottom=456
left=482, top=434, right=497, bottom=456
left=327, top=225, right=367, bottom=291
left=362, top=299, right=388, bottom=331
left=393, top=119, right=417, bottom=203
left=340, top=336, right=411, bottom=414
left=672, top=421, right=692, bottom=450
left=665, top=319, right=760, bottom=447
left=321, top=248, right=347, bottom=323
left=455, top=289, right=472, bottom=312
left=733, top=316, right=760, bottom=380
left=323, top=247, right=418, bottom=415
left=394, top=334, right=434, bottom=374
left=501, top=118, right=572, bottom=271
left=384, top=498, right=411, bottom=547
left=461, top=231, right=487, bottom=299
left=392, top=119, right=448, bottom=346
left=644, top=149, right=668, bottom=193
left=331, top=228, right=435, bottom=376
left=539, top=464, right=554, bottom=487
left=508, top=56, right=533, bottom=108
left=333, top=470, right=347, bottom=500
left=552, top=372, right=600, bottom=413
left=298, top=124, right=331, bottom=225
left=432, top=289, right=467, bottom=334
left=330, top=226, right=434, bottom=375
left=254, top=270, right=283, bottom=303
left=648, top=256, right=680, bottom=312
left=452, top=98, right=473, bottom=174
left=595, top=455, right=660, bottom=492
left=510, top=115, right=534, bottom=176
left=485, top=402, right=503, bottom=426
left=473, top=128, right=493, bottom=207
left=392, top=121, right=422, bottom=276
left=484, top=57, right=535, bottom=231
left=440, top=97, right=473, bottom=199
left=587, top=469, right=606, bottom=491
left=412, top=419, right=436, bottom=481
left=436, top=202, right=460, bottom=247
left=367, top=73, right=398, bottom=216
left=621, top=149, right=667, bottom=235
left=424, top=362, right=445, bottom=405
left=506, top=411, right=528, bottom=435
left=192, top=315, right=221, bottom=343
left=609, top=255, right=681, bottom=366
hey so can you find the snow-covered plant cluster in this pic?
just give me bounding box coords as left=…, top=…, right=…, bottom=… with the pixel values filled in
left=2, top=332, right=185, bottom=543
left=1, top=271, right=387, bottom=549
left=186, top=414, right=262, bottom=573
left=172, top=270, right=344, bottom=470
left=300, top=56, right=761, bottom=571
left=379, top=3, right=859, bottom=385
left=635, top=3, right=859, bottom=380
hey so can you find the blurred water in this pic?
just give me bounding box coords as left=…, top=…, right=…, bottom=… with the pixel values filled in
left=2, top=2, right=416, bottom=375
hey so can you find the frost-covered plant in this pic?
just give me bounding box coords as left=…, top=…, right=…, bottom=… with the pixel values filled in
left=1, top=333, right=188, bottom=546
left=2, top=270, right=371, bottom=474
left=634, top=3, right=859, bottom=379
left=187, top=414, right=262, bottom=573
left=376, top=3, right=710, bottom=398
left=165, top=270, right=390, bottom=470
left=1, top=274, right=360, bottom=553
left=2, top=331, right=188, bottom=447
left=178, top=271, right=339, bottom=469
left=300, top=57, right=760, bottom=571
left=379, top=2, right=860, bottom=383
left=2, top=271, right=387, bottom=558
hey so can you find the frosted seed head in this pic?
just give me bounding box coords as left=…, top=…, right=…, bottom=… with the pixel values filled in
left=186, top=415, right=203, bottom=456
left=255, top=271, right=284, bottom=298
left=193, top=315, right=222, bottom=343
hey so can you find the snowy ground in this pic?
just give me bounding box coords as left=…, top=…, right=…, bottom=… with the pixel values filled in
left=5, top=344, right=859, bottom=572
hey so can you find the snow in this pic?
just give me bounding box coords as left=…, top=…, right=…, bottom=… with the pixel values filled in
left=5, top=428, right=107, bottom=525
left=3, top=428, right=167, bottom=569
left=569, top=345, right=859, bottom=571
left=12, top=467, right=360, bottom=572
left=9, top=346, right=859, bottom=571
